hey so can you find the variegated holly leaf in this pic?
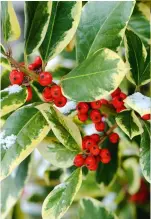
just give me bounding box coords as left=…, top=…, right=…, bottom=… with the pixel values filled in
left=1, top=156, right=31, bottom=219
left=42, top=168, right=82, bottom=219
left=61, top=49, right=128, bottom=102
left=0, top=104, right=50, bottom=180
left=24, top=1, right=52, bottom=55
left=128, top=2, right=150, bottom=45
left=140, top=121, right=150, bottom=183
left=0, top=57, right=11, bottom=71
left=0, top=85, right=27, bottom=117
left=0, top=70, right=10, bottom=90
left=1, top=1, right=21, bottom=41
left=0, top=43, right=6, bottom=56
left=76, top=1, right=135, bottom=63
left=123, top=158, right=140, bottom=195
left=38, top=137, right=78, bottom=168
left=40, top=1, right=82, bottom=61
left=116, top=110, right=143, bottom=139
left=124, top=92, right=151, bottom=117
left=79, top=197, right=118, bottom=219
left=43, top=105, right=82, bottom=151
left=125, top=29, right=150, bottom=86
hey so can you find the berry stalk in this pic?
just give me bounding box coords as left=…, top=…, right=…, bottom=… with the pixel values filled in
left=99, top=123, right=118, bottom=144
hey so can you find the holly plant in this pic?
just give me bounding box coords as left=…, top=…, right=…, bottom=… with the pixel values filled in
left=0, top=1, right=150, bottom=219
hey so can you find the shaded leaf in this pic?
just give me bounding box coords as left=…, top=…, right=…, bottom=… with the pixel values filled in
left=0, top=56, right=11, bottom=70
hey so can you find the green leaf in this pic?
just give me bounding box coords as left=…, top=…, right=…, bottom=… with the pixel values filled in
left=38, top=137, right=78, bottom=168
left=124, top=92, right=151, bottom=117
left=124, top=29, right=150, bottom=86
left=140, top=121, right=150, bottom=183
left=116, top=110, right=143, bottom=139
left=24, top=1, right=52, bottom=55
left=40, top=1, right=82, bottom=61
left=123, top=158, right=140, bottom=195
left=1, top=156, right=31, bottom=219
left=42, top=168, right=82, bottom=219
left=79, top=197, right=118, bottom=219
left=118, top=202, right=136, bottom=219
left=0, top=104, right=50, bottom=180
left=0, top=43, right=6, bottom=55
left=0, top=56, right=11, bottom=70
left=1, top=1, right=21, bottom=41
left=61, top=48, right=128, bottom=102
left=0, top=85, right=27, bottom=117
left=43, top=105, right=82, bottom=151
left=0, top=70, right=10, bottom=90
left=96, top=138, right=119, bottom=185
left=128, top=2, right=150, bottom=45
left=76, top=1, right=135, bottom=63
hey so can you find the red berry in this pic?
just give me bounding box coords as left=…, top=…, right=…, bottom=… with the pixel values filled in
left=116, top=106, right=126, bottom=113
left=9, top=70, right=24, bottom=85
left=50, top=85, right=62, bottom=99
left=90, top=145, right=100, bottom=156
left=90, top=134, right=100, bottom=143
left=76, top=102, right=89, bottom=114
left=74, top=154, right=85, bottom=167
left=88, top=162, right=98, bottom=171
left=34, top=56, right=42, bottom=67
left=54, top=95, right=67, bottom=107
left=90, top=109, right=102, bottom=123
left=28, top=63, right=37, bottom=70
left=100, top=149, right=111, bottom=164
left=90, top=100, right=102, bottom=109
left=120, top=92, right=127, bottom=100
left=82, top=136, right=90, bottom=150
left=141, top=114, right=150, bottom=120
left=85, top=155, right=96, bottom=168
left=95, top=122, right=105, bottom=132
left=38, top=72, right=52, bottom=86
left=100, top=99, right=108, bottom=105
left=82, top=137, right=96, bottom=150
left=112, top=96, right=124, bottom=109
left=111, top=88, right=121, bottom=98
left=109, top=133, right=119, bottom=143
left=42, top=87, right=53, bottom=102
left=26, top=86, right=32, bottom=102
left=78, top=113, right=88, bottom=122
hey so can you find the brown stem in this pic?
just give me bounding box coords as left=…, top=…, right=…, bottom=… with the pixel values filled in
left=6, top=55, right=39, bottom=81
left=99, top=123, right=118, bottom=145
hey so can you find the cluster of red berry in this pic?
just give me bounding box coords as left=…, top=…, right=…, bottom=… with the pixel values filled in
left=110, top=88, right=127, bottom=112
left=9, top=56, right=67, bottom=107
left=74, top=132, right=119, bottom=171
left=76, top=99, right=108, bottom=131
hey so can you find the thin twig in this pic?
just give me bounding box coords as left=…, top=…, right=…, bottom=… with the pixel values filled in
left=99, top=123, right=118, bottom=144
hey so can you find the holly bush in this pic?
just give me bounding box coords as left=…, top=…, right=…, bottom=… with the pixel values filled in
left=0, top=1, right=150, bottom=219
